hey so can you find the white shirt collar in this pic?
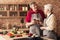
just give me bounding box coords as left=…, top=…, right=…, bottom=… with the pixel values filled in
left=47, top=12, right=51, bottom=17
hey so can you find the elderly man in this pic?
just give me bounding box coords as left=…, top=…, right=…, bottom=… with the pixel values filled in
left=25, top=2, right=45, bottom=40
left=40, top=4, right=57, bottom=40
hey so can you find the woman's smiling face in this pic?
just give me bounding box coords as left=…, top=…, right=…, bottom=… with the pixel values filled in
left=30, top=4, right=38, bottom=11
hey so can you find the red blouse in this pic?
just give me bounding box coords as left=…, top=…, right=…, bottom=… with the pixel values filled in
left=25, top=9, right=45, bottom=22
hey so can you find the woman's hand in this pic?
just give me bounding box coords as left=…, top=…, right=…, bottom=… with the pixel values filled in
left=26, top=20, right=36, bottom=28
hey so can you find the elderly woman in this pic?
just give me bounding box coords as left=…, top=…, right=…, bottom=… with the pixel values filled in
left=40, top=4, right=57, bottom=40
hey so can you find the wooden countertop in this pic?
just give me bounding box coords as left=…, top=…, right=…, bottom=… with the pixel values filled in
left=0, top=28, right=29, bottom=32
left=0, top=34, right=29, bottom=40
left=0, top=35, right=54, bottom=40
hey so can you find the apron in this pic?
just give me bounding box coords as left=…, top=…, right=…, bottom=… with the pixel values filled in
left=29, top=13, right=42, bottom=37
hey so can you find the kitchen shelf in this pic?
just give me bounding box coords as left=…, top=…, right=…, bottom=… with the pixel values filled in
left=0, top=4, right=29, bottom=29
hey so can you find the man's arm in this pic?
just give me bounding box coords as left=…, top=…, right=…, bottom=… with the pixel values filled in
left=40, top=14, right=57, bottom=30
left=45, top=14, right=57, bottom=30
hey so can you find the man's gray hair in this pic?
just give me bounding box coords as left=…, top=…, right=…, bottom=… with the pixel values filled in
left=44, top=4, right=53, bottom=11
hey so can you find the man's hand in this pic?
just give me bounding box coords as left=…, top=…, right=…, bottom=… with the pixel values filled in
left=40, top=27, right=46, bottom=30
left=33, top=19, right=37, bottom=24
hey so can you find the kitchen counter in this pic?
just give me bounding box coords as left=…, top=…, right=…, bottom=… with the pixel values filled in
left=0, top=28, right=29, bottom=40
left=0, top=35, right=29, bottom=40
